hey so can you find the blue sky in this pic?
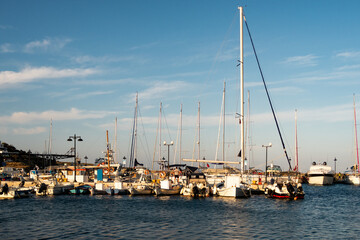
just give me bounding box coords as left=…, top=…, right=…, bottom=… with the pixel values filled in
left=1, top=0, right=360, bottom=172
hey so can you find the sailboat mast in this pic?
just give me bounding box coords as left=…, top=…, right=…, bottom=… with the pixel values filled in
left=106, top=130, right=110, bottom=171
left=134, top=94, right=138, bottom=165
left=180, top=104, right=183, bottom=164
left=223, top=81, right=226, bottom=163
left=239, top=6, right=245, bottom=174
left=353, top=94, right=359, bottom=173
left=198, top=101, right=201, bottom=167
left=159, top=102, right=162, bottom=165
left=295, top=109, right=299, bottom=172
left=115, top=117, right=117, bottom=163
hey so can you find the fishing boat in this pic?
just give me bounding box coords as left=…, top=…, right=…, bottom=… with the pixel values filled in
left=307, top=162, right=334, bottom=185
left=106, top=180, right=129, bottom=195
left=154, top=179, right=182, bottom=196
left=345, top=94, right=360, bottom=185
left=69, top=184, right=91, bottom=195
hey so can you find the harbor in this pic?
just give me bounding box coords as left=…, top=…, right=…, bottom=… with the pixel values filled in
left=2, top=0, right=360, bottom=239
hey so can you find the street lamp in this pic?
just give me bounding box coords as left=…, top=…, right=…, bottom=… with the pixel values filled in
left=334, top=157, right=337, bottom=174
left=67, top=134, right=83, bottom=182
left=262, top=142, right=272, bottom=183
left=163, top=141, right=174, bottom=169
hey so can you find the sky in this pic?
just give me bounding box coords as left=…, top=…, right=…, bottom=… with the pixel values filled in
left=1, top=0, right=360, bottom=172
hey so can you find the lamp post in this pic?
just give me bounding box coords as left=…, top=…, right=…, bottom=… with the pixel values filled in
left=67, top=134, right=83, bottom=182
left=262, top=143, right=272, bottom=183
left=334, top=157, right=337, bottom=174
left=163, top=141, right=174, bottom=169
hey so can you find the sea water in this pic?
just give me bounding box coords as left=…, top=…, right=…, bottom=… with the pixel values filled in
left=1, top=184, right=359, bottom=239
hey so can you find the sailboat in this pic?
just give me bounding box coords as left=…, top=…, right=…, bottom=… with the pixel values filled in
left=345, top=94, right=360, bottom=185
left=235, top=7, right=304, bottom=199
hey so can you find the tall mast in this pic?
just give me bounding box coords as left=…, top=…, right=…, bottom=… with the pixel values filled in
left=159, top=102, right=162, bottom=165
left=115, top=117, right=117, bottom=163
left=134, top=94, right=138, bottom=164
left=106, top=130, right=110, bottom=171
left=239, top=6, right=245, bottom=174
left=353, top=94, right=359, bottom=173
left=129, top=93, right=138, bottom=167
left=48, top=119, right=52, bottom=154
left=295, top=109, right=299, bottom=172
left=198, top=101, right=201, bottom=167
left=180, top=104, right=183, bottom=164
left=223, top=81, right=226, bottom=163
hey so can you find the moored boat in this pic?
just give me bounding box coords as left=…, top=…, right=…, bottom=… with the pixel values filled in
left=307, top=162, right=334, bottom=185
left=265, top=180, right=304, bottom=200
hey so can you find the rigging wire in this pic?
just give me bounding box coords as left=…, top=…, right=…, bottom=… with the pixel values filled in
left=243, top=14, right=292, bottom=170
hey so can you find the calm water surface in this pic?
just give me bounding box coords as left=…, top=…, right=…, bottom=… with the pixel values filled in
left=1, top=184, right=359, bottom=239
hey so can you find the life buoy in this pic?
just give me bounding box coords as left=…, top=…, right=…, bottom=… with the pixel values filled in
left=159, top=171, right=166, bottom=179
left=144, top=170, right=149, bottom=175
left=103, top=169, right=109, bottom=174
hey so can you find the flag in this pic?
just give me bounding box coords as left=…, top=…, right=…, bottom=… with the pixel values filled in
left=207, top=163, right=210, bottom=168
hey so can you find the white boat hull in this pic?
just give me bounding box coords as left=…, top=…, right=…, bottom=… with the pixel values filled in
left=308, top=175, right=334, bottom=185
left=217, top=186, right=250, bottom=198
left=346, top=175, right=360, bottom=185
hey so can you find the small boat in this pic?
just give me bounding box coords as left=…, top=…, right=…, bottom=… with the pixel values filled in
left=0, top=183, right=32, bottom=199
left=154, top=180, right=182, bottom=196
left=265, top=180, right=305, bottom=200
left=129, top=184, right=153, bottom=196
left=35, top=181, right=74, bottom=196
left=213, top=175, right=251, bottom=198
left=90, top=183, right=107, bottom=195
left=106, top=180, right=129, bottom=195
left=69, top=184, right=91, bottom=195
left=181, top=172, right=211, bottom=197
left=307, top=162, right=334, bottom=185
left=346, top=95, right=360, bottom=185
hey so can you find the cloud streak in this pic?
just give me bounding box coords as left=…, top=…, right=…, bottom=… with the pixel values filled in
left=13, top=127, right=46, bottom=135
left=24, top=37, right=72, bottom=53
left=0, top=66, right=98, bottom=87
left=283, top=54, right=319, bottom=67
left=0, top=108, right=112, bottom=124
left=336, top=51, right=360, bottom=58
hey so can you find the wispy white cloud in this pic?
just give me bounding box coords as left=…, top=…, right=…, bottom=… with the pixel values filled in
left=0, top=66, right=97, bottom=87
left=0, top=43, right=14, bottom=53
left=336, top=64, right=360, bottom=71
left=0, top=108, right=112, bottom=124
left=73, top=55, right=145, bottom=64
left=134, top=81, right=190, bottom=102
left=129, top=41, right=159, bottom=51
left=282, top=54, right=319, bottom=67
left=252, top=103, right=353, bottom=124
left=24, top=37, right=72, bottom=53
left=269, top=86, right=304, bottom=94
left=336, top=51, right=360, bottom=58
left=13, top=127, right=46, bottom=135
left=67, top=90, right=115, bottom=100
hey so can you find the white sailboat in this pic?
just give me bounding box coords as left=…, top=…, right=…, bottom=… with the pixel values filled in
left=346, top=94, right=360, bottom=185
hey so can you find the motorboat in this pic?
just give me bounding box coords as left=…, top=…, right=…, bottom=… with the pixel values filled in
left=180, top=172, right=211, bottom=197
left=307, top=162, right=334, bottom=185
left=265, top=180, right=305, bottom=200
left=0, top=183, right=32, bottom=199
